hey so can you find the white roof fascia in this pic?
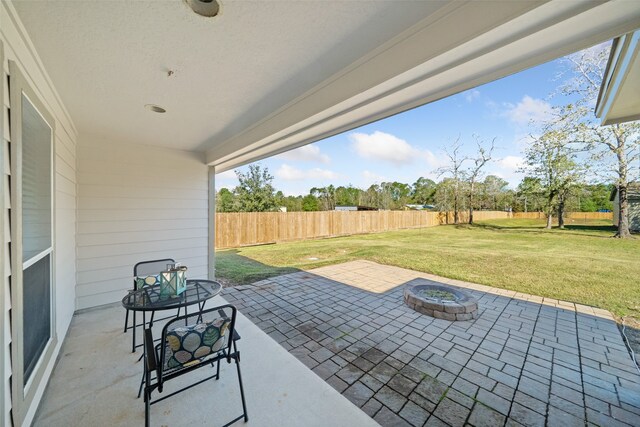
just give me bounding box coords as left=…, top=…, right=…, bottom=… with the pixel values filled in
left=207, top=1, right=640, bottom=172
left=595, top=30, right=640, bottom=125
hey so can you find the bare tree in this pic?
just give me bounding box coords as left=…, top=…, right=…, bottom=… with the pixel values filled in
left=466, top=136, right=495, bottom=224
left=437, top=137, right=467, bottom=224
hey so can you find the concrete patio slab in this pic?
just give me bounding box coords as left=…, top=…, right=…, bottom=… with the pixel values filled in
left=33, top=295, right=379, bottom=427
left=224, top=260, right=640, bottom=427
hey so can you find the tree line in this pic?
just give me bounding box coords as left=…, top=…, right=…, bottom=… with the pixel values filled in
left=216, top=163, right=613, bottom=215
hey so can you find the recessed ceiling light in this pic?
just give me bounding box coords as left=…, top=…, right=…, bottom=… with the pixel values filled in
left=185, top=0, right=220, bottom=18
left=145, top=104, right=166, bottom=113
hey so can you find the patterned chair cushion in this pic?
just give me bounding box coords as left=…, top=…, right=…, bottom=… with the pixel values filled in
left=135, top=274, right=161, bottom=290
left=163, top=318, right=231, bottom=371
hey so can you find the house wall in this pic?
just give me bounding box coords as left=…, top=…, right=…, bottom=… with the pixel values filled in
left=630, top=197, right=640, bottom=232
left=76, top=138, right=208, bottom=309
left=1, top=2, right=78, bottom=425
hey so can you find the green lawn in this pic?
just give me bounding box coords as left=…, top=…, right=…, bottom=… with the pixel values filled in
left=216, top=219, right=640, bottom=320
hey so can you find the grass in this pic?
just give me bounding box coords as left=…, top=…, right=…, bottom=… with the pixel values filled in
left=215, top=250, right=299, bottom=285
left=216, top=219, right=640, bottom=320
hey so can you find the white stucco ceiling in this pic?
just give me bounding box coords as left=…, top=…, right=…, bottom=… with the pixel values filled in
left=12, top=0, right=441, bottom=150
left=10, top=1, right=640, bottom=169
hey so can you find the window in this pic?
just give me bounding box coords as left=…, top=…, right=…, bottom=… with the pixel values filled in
left=20, top=92, right=53, bottom=383
left=9, top=60, right=57, bottom=425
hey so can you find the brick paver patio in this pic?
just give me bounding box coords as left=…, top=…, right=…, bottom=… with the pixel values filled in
left=224, top=260, right=640, bottom=427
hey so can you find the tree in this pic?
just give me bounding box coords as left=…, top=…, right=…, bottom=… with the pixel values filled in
left=516, top=177, right=544, bottom=212
left=466, top=137, right=495, bottom=224
left=233, top=164, right=278, bottom=212
left=216, top=187, right=236, bottom=212
left=381, top=181, right=411, bottom=210
left=577, top=183, right=614, bottom=212
left=361, top=184, right=382, bottom=209
left=521, top=130, right=581, bottom=228
left=481, top=175, right=509, bottom=211
left=310, top=185, right=336, bottom=210
left=335, top=186, right=362, bottom=207
left=434, top=178, right=467, bottom=223
left=437, top=138, right=467, bottom=224
left=276, top=192, right=304, bottom=212
left=301, top=194, right=320, bottom=211
left=410, top=177, right=437, bottom=205
left=557, top=45, right=640, bottom=237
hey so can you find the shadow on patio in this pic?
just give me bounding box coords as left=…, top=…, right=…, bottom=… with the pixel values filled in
left=32, top=294, right=377, bottom=427
left=224, top=260, right=640, bottom=427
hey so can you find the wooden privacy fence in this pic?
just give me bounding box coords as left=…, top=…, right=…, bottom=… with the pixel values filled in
left=215, top=210, right=511, bottom=249
left=513, top=212, right=613, bottom=220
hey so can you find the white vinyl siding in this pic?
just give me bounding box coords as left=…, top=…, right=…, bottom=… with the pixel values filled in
left=1, top=1, right=78, bottom=424
left=2, top=42, right=11, bottom=427
left=76, top=138, right=208, bottom=309
left=630, top=196, right=640, bottom=232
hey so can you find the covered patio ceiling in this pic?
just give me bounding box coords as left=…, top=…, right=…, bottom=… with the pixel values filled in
left=11, top=1, right=640, bottom=172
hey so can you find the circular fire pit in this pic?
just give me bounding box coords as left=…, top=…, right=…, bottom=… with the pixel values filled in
left=404, top=280, right=478, bottom=321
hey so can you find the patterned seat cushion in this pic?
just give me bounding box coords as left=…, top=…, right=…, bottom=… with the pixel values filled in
left=135, top=274, right=160, bottom=290
left=163, top=318, right=231, bottom=371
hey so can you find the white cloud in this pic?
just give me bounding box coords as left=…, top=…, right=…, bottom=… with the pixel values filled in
left=349, top=131, right=444, bottom=169
left=485, top=156, right=526, bottom=188
left=350, top=131, right=419, bottom=166
left=465, top=89, right=481, bottom=103
left=503, top=96, right=552, bottom=125
left=424, top=150, right=447, bottom=170
left=276, top=144, right=330, bottom=164
left=498, top=155, right=524, bottom=172
left=275, top=164, right=341, bottom=181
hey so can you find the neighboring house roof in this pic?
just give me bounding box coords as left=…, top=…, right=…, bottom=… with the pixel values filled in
left=405, top=204, right=436, bottom=210
left=335, top=206, right=378, bottom=211
left=610, top=182, right=640, bottom=201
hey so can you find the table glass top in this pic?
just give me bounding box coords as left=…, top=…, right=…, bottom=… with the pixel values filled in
left=121, top=279, right=222, bottom=311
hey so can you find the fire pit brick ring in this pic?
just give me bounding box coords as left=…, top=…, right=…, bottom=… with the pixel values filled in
left=404, top=279, right=478, bottom=321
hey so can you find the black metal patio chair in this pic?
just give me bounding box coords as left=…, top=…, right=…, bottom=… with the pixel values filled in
left=143, top=304, right=248, bottom=427
left=124, top=258, right=176, bottom=353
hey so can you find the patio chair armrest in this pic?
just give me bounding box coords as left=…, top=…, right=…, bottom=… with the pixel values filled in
left=144, top=328, right=157, bottom=373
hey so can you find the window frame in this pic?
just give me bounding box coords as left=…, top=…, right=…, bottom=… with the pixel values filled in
left=8, top=60, right=57, bottom=425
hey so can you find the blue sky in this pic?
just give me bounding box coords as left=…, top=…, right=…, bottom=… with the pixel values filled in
left=216, top=52, right=583, bottom=196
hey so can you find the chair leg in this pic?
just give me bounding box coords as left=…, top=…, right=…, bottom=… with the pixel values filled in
left=196, top=301, right=206, bottom=323
left=124, top=309, right=130, bottom=333
left=216, top=359, right=221, bottom=380
left=138, top=365, right=146, bottom=398
left=235, top=356, right=249, bottom=422
left=132, top=311, right=137, bottom=353
left=144, top=388, right=151, bottom=427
